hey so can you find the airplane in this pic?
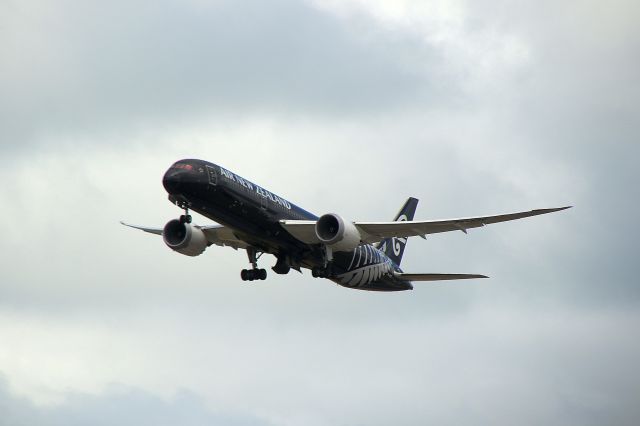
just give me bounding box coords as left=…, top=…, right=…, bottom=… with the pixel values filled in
left=121, top=159, right=570, bottom=292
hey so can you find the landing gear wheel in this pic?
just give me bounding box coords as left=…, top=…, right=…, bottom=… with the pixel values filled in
left=241, top=247, right=268, bottom=282
left=312, top=265, right=332, bottom=278
left=241, top=268, right=267, bottom=282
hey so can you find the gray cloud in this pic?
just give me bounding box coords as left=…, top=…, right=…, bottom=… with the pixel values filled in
left=0, top=0, right=441, bottom=152
left=1, top=304, right=639, bottom=426
left=0, top=377, right=270, bottom=426
left=1, top=0, right=639, bottom=425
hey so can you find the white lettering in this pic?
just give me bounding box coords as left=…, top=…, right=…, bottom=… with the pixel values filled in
left=254, top=185, right=291, bottom=210
left=219, top=167, right=236, bottom=182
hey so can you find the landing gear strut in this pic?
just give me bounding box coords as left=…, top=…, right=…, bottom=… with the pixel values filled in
left=312, top=245, right=333, bottom=278
left=178, top=203, right=192, bottom=224
left=241, top=247, right=267, bottom=282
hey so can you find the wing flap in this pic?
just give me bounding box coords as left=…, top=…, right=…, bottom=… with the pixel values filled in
left=278, top=220, right=320, bottom=244
left=200, top=225, right=248, bottom=249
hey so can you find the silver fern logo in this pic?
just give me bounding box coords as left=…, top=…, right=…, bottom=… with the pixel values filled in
left=336, top=259, right=393, bottom=287
left=337, top=245, right=394, bottom=287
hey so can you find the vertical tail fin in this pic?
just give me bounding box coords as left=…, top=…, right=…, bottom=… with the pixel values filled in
left=378, top=197, right=419, bottom=266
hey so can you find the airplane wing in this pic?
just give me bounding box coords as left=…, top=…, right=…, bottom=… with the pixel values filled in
left=120, top=221, right=163, bottom=235
left=120, top=221, right=248, bottom=249
left=394, top=273, right=488, bottom=281
left=280, top=206, right=571, bottom=244
left=199, top=225, right=248, bottom=250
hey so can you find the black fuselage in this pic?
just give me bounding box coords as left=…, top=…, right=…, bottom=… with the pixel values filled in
left=162, top=159, right=412, bottom=291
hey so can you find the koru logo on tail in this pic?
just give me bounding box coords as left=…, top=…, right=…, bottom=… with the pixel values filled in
left=393, top=214, right=409, bottom=256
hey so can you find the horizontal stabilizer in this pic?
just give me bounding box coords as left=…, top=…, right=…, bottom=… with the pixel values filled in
left=394, top=273, right=488, bottom=281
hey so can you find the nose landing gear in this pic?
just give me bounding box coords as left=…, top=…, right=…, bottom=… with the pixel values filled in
left=241, top=247, right=267, bottom=282
left=178, top=203, right=192, bottom=224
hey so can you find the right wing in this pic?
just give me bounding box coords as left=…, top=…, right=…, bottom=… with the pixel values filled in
left=280, top=206, right=571, bottom=245
left=354, top=207, right=571, bottom=242
left=120, top=221, right=248, bottom=250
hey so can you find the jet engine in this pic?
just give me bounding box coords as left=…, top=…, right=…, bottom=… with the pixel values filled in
left=315, top=213, right=361, bottom=252
left=163, top=219, right=208, bottom=256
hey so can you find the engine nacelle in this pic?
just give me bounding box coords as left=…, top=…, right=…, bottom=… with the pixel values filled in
left=315, top=213, right=361, bottom=252
left=163, top=219, right=208, bottom=256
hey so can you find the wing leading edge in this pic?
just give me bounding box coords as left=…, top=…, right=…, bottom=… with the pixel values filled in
left=280, top=206, right=571, bottom=244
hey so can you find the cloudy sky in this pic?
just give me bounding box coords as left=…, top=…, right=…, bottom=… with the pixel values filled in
left=1, top=0, right=639, bottom=424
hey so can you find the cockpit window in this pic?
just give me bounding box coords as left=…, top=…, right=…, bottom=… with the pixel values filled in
left=172, top=163, right=193, bottom=171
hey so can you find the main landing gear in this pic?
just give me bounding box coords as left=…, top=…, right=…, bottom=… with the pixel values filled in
left=311, top=265, right=332, bottom=278
left=241, top=247, right=267, bottom=282
left=311, top=245, right=333, bottom=278
left=241, top=268, right=267, bottom=281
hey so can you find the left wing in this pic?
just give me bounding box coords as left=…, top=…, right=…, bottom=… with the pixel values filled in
left=200, top=225, right=248, bottom=250
left=280, top=206, right=571, bottom=244
left=120, top=221, right=163, bottom=235
left=120, top=221, right=248, bottom=249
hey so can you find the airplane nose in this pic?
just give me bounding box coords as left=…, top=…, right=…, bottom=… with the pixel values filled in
left=162, top=169, right=183, bottom=194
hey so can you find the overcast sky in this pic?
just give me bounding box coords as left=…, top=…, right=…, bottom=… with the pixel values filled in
left=1, top=0, right=639, bottom=425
